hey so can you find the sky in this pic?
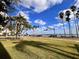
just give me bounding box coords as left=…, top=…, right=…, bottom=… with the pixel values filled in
left=8, top=0, right=79, bottom=35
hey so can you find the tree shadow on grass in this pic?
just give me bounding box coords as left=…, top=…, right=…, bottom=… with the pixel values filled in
left=14, top=41, right=41, bottom=59
left=74, top=44, right=79, bottom=54
left=0, top=42, right=11, bottom=59
left=68, top=44, right=79, bottom=54
left=15, top=41, right=79, bottom=59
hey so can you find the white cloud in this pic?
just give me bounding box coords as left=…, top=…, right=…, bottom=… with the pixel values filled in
left=20, top=0, right=63, bottom=13
left=48, top=26, right=54, bottom=29
left=56, top=23, right=63, bottom=27
left=55, top=17, right=60, bottom=20
left=34, top=19, right=46, bottom=25
left=75, top=0, right=79, bottom=8
left=41, top=26, right=47, bottom=30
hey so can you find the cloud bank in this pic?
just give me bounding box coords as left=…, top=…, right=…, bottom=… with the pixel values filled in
left=75, top=0, right=79, bottom=8
left=34, top=19, right=46, bottom=25
left=20, top=0, right=63, bottom=13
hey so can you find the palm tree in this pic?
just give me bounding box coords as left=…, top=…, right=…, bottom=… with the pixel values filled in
left=59, top=12, right=66, bottom=37
left=65, top=10, right=72, bottom=37
left=70, top=5, right=78, bottom=37
left=76, top=10, right=79, bottom=36
left=70, top=6, right=76, bottom=12
left=76, top=11, right=79, bottom=18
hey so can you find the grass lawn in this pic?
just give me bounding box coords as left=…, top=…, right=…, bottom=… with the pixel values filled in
left=0, top=36, right=79, bottom=59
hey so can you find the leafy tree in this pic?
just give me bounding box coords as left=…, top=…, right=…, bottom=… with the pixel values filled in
left=0, top=0, right=19, bottom=36
left=12, top=14, right=32, bottom=38
left=0, top=0, right=32, bottom=38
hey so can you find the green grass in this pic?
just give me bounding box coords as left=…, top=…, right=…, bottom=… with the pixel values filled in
left=0, top=36, right=79, bottom=59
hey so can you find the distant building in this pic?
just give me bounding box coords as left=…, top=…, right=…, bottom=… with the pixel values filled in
left=0, top=25, right=11, bottom=36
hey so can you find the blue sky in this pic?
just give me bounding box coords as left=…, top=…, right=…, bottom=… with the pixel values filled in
left=8, top=0, right=79, bottom=35
left=28, top=0, right=75, bottom=26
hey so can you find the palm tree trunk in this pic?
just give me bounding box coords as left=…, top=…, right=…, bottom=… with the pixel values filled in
left=76, top=20, right=78, bottom=37
left=76, top=20, right=79, bottom=37
left=62, top=20, right=66, bottom=37
left=68, top=21, right=72, bottom=37
left=74, top=13, right=78, bottom=38
left=10, top=20, right=12, bottom=36
left=53, top=28, right=55, bottom=37
left=16, top=21, right=18, bottom=39
left=74, top=20, right=78, bottom=37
